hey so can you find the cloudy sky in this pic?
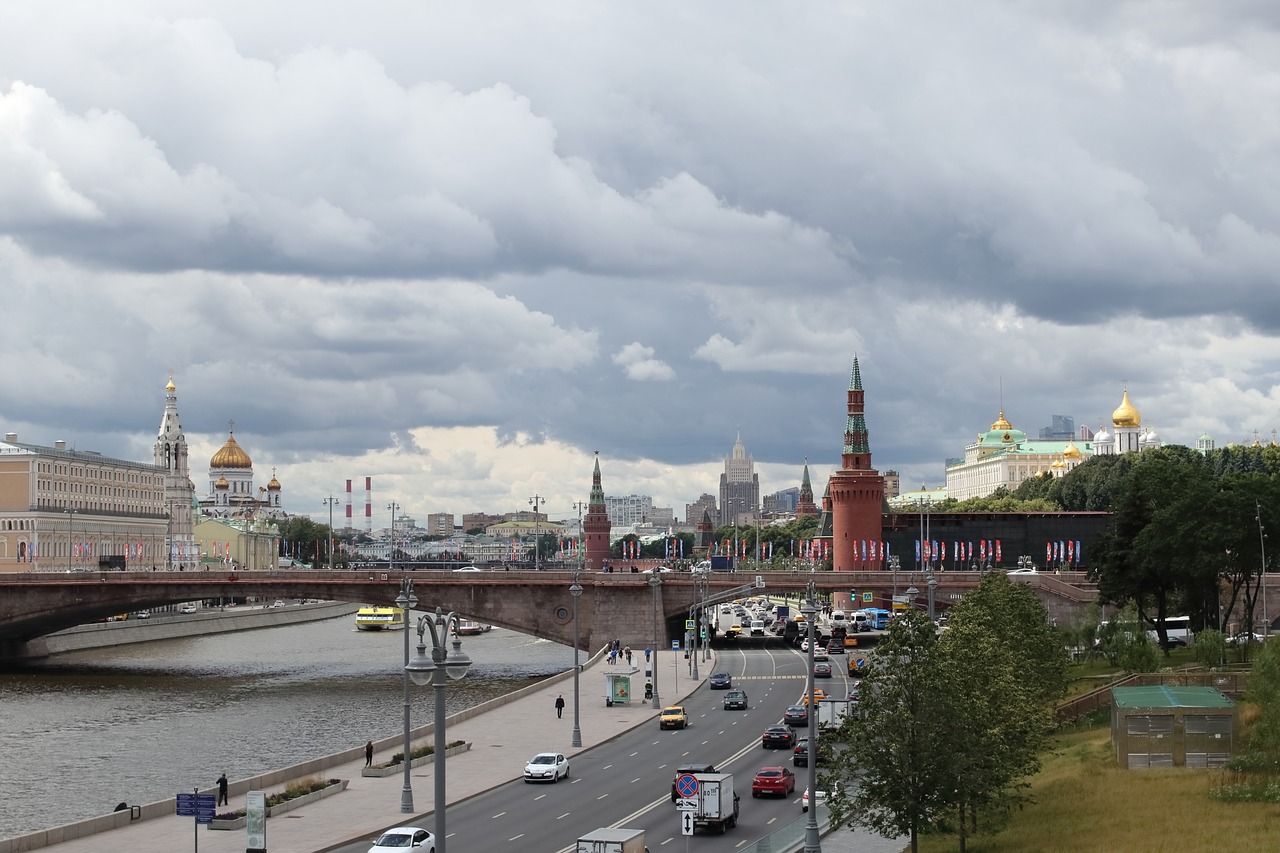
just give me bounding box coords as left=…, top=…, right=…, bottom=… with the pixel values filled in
left=2, top=1, right=1278, bottom=526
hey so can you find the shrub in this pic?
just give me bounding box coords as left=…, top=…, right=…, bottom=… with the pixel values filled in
left=386, top=739, right=467, bottom=767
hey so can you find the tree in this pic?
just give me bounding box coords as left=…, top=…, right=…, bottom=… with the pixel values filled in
left=1243, top=636, right=1280, bottom=756
left=827, top=610, right=948, bottom=853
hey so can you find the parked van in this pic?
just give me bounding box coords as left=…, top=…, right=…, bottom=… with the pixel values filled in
left=830, top=610, right=846, bottom=624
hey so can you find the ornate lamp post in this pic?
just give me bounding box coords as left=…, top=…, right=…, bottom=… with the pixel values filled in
left=801, top=584, right=821, bottom=853
left=649, top=572, right=662, bottom=709
left=889, top=554, right=900, bottom=600
left=406, top=607, right=473, bottom=853
left=529, top=494, right=544, bottom=570
left=1258, top=501, right=1268, bottom=635
left=322, top=496, right=339, bottom=570
left=570, top=571, right=583, bottom=747
left=394, top=578, right=418, bottom=812
left=387, top=502, right=399, bottom=572
left=64, top=507, right=77, bottom=573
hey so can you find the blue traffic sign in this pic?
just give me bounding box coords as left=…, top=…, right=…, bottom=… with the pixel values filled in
left=175, top=792, right=216, bottom=817
left=676, top=773, right=699, bottom=798
left=854, top=658, right=866, bottom=668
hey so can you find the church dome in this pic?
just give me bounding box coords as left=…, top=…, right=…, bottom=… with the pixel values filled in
left=166, top=377, right=176, bottom=392
left=267, top=475, right=281, bottom=490
left=979, top=410, right=1026, bottom=446
left=215, top=476, right=230, bottom=490
left=1051, top=456, right=1065, bottom=469
left=1112, top=390, right=1141, bottom=428
left=1063, top=440, right=1082, bottom=459
left=211, top=432, right=253, bottom=469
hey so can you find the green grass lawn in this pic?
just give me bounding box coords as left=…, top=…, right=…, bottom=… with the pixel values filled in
left=913, top=723, right=1279, bottom=853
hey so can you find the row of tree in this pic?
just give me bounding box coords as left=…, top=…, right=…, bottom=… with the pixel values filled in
left=825, top=573, right=1068, bottom=852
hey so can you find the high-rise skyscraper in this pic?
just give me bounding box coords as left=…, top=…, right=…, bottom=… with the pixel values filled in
left=718, top=431, right=759, bottom=526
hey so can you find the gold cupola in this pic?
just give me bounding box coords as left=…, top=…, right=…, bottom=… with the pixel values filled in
left=1063, top=440, right=1082, bottom=459
left=211, top=431, right=253, bottom=469
left=1111, top=389, right=1141, bottom=428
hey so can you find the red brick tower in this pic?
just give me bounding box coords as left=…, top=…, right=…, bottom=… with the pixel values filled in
left=828, top=357, right=884, bottom=610
left=795, top=459, right=818, bottom=518
left=696, top=509, right=714, bottom=558
left=583, top=452, right=612, bottom=571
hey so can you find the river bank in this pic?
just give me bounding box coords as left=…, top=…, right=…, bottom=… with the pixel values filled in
left=27, top=600, right=361, bottom=657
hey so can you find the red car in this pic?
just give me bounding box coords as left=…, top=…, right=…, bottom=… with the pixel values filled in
left=751, top=766, right=796, bottom=798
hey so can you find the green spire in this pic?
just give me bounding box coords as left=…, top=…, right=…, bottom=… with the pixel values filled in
left=850, top=355, right=863, bottom=391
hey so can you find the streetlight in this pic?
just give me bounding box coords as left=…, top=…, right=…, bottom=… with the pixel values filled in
left=1258, top=501, right=1269, bottom=636
left=394, top=578, right=419, bottom=813
left=801, top=584, right=821, bottom=853
left=649, top=572, right=662, bottom=709
left=889, top=554, right=900, bottom=600
left=322, top=496, right=339, bottom=570
left=406, top=606, right=473, bottom=853
left=529, top=494, right=544, bottom=570
left=64, top=507, right=77, bottom=572
left=387, top=502, right=399, bottom=572
left=570, top=571, right=583, bottom=748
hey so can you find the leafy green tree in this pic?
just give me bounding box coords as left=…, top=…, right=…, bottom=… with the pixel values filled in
left=827, top=610, right=948, bottom=853
left=1243, top=637, right=1280, bottom=755
left=1191, top=627, right=1227, bottom=669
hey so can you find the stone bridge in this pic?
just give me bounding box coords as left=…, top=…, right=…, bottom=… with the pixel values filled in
left=0, top=568, right=1104, bottom=660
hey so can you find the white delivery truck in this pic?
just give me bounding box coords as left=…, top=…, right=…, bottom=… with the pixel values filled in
left=685, top=772, right=739, bottom=834
left=577, top=827, right=646, bottom=853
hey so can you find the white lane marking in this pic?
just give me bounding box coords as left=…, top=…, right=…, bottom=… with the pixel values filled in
left=491, top=811, right=506, bottom=818
left=556, top=812, right=570, bottom=820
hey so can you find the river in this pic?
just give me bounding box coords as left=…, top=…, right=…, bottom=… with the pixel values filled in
left=0, top=612, right=571, bottom=840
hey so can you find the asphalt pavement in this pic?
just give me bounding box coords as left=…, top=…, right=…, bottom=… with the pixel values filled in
left=26, top=646, right=715, bottom=853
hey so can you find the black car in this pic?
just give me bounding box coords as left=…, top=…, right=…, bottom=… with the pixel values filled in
left=792, top=737, right=831, bottom=767
left=708, top=672, right=733, bottom=689
left=813, top=662, right=833, bottom=679
left=762, top=725, right=796, bottom=749
left=783, top=705, right=809, bottom=727
left=826, top=641, right=845, bottom=654
left=723, top=689, right=749, bottom=710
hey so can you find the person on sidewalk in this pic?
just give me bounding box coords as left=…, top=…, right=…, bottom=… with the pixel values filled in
left=365, top=740, right=374, bottom=766
left=216, top=773, right=229, bottom=807
left=555, top=694, right=565, bottom=718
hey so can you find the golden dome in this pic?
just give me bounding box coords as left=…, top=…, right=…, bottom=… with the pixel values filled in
left=1051, top=457, right=1065, bottom=469
left=1063, top=440, right=1082, bottom=459
left=165, top=377, right=176, bottom=392
left=990, top=410, right=1013, bottom=431
left=211, top=432, right=253, bottom=469
left=215, top=476, right=230, bottom=489
left=267, top=476, right=281, bottom=490
left=1112, top=390, right=1141, bottom=428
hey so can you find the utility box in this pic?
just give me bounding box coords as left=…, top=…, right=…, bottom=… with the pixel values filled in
left=577, top=827, right=646, bottom=853
left=1111, top=686, right=1235, bottom=769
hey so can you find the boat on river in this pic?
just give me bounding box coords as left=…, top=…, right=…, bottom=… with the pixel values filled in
left=453, top=619, right=492, bottom=636
left=355, top=606, right=405, bottom=631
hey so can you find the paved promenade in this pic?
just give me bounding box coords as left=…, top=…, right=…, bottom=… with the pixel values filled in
left=22, top=648, right=715, bottom=853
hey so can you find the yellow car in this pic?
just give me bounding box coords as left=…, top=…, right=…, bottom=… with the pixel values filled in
left=659, top=705, right=689, bottom=730
left=724, top=626, right=742, bottom=639
left=800, top=689, right=826, bottom=707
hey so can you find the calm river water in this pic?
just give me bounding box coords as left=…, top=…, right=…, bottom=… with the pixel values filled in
left=0, top=613, right=571, bottom=840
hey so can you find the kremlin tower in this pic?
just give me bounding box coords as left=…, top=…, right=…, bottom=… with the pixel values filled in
left=827, top=357, right=884, bottom=610
left=796, top=459, right=818, bottom=518
left=583, top=452, right=612, bottom=571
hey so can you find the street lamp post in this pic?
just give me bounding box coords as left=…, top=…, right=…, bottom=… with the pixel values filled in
left=570, top=571, right=583, bottom=748
left=394, top=578, right=419, bottom=813
left=529, top=495, right=544, bottom=570
left=802, top=584, right=821, bottom=853
left=889, top=554, right=900, bottom=600
left=64, top=507, right=76, bottom=572
left=649, top=572, right=662, bottom=709
left=322, top=496, right=339, bottom=570
left=1257, top=501, right=1268, bottom=636
left=387, top=502, right=399, bottom=572
left=405, top=607, right=473, bottom=853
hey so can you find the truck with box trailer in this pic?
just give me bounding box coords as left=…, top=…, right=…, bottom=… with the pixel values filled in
left=576, top=827, right=646, bottom=853
left=680, top=772, right=739, bottom=834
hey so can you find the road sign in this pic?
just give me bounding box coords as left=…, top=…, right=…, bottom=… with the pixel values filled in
left=854, top=657, right=866, bottom=669
left=175, top=792, right=216, bottom=817
left=676, top=798, right=698, bottom=811
left=685, top=619, right=696, bottom=630
left=681, top=811, right=695, bottom=836
left=676, top=773, right=699, bottom=798
left=862, top=592, right=874, bottom=602
left=755, top=574, right=764, bottom=588
left=671, top=640, right=681, bottom=651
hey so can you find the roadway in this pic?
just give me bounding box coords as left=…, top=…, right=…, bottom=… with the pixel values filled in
left=327, top=611, right=856, bottom=853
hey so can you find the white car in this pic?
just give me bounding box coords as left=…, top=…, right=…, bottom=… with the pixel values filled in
left=523, top=752, right=570, bottom=783
left=802, top=782, right=839, bottom=812
left=178, top=605, right=197, bottom=614
left=453, top=566, right=484, bottom=572
left=1006, top=567, right=1038, bottom=575
left=368, top=825, right=435, bottom=852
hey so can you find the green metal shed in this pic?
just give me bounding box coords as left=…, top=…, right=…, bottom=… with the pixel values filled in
left=1111, top=685, right=1234, bottom=769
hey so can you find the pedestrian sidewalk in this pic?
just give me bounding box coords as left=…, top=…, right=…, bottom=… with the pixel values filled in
left=20, top=648, right=715, bottom=853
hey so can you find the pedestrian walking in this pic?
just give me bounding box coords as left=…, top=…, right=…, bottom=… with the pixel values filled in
left=644, top=647, right=651, bottom=663
left=555, top=694, right=566, bottom=718
left=625, top=647, right=633, bottom=666
left=216, top=773, right=229, bottom=807
left=365, top=740, right=374, bottom=766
